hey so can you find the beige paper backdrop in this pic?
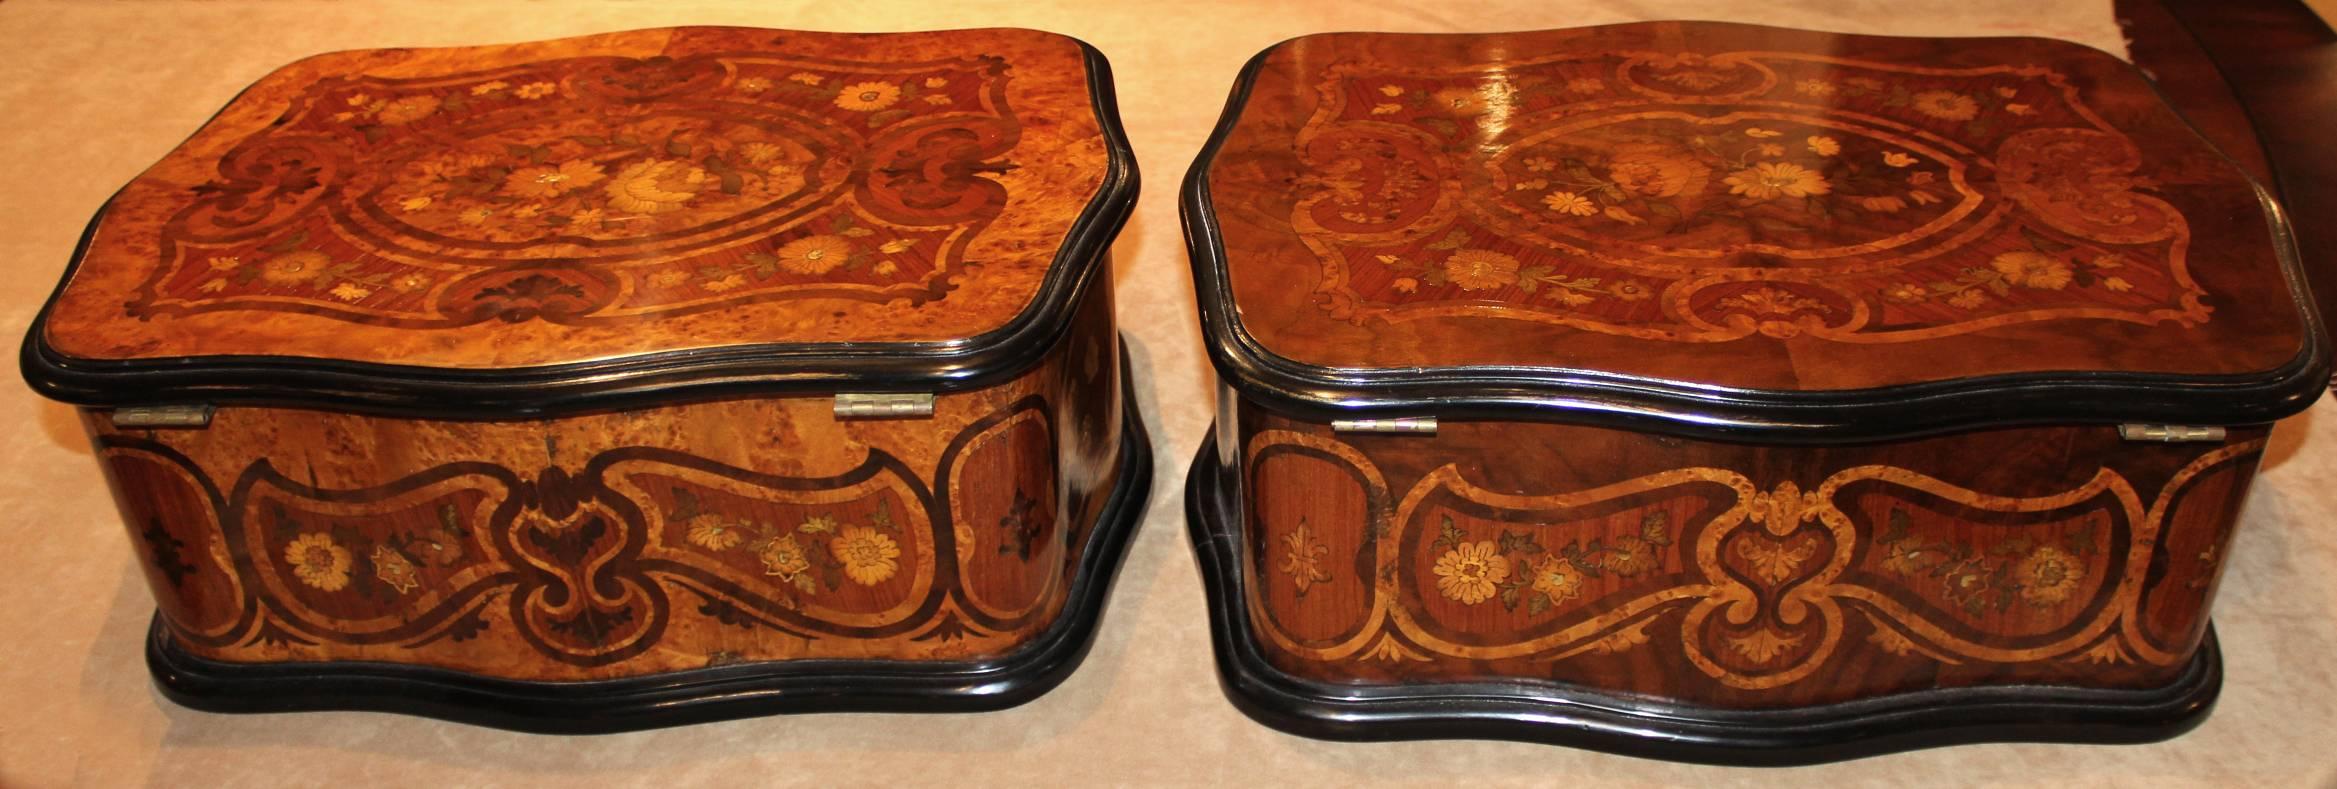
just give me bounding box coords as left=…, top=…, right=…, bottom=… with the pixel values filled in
left=1, top=1, right=2332, bottom=786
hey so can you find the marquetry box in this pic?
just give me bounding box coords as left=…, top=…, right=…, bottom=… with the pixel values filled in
left=23, top=27, right=1144, bottom=731
left=1183, top=22, right=2326, bottom=763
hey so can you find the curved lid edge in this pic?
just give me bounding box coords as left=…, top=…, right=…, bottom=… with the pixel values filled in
left=23, top=40, right=1138, bottom=420
left=1182, top=36, right=2328, bottom=445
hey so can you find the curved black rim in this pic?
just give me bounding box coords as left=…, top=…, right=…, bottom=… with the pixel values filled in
left=1179, top=26, right=2329, bottom=444
left=141, top=361, right=1153, bottom=734
left=1183, top=433, right=2219, bottom=765
left=25, top=32, right=1140, bottom=420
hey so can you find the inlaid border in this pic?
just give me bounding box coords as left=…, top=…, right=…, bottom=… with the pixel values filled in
left=1187, top=433, right=2219, bottom=765
left=141, top=351, right=1153, bottom=732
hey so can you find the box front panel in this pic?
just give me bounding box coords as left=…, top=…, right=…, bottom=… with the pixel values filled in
left=90, top=280, right=1122, bottom=682
left=1235, top=406, right=2260, bottom=708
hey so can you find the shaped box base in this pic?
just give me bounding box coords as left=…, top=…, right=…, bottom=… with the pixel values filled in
left=1184, top=433, right=2218, bottom=765
left=138, top=364, right=1154, bottom=734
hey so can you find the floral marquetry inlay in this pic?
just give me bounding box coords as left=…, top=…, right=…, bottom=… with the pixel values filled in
left=43, top=27, right=1116, bottom=369
left=1203, top=23, right=2309, bottom=390
left=1239, top=424, right=2269, bottom=701
left=1290, top=50, right=2203, bottom=343
left=141, top=52, right=1009, bottom=327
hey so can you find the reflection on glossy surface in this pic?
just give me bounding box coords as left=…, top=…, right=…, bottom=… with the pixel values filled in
left=1202, top=22, right=2308, bottom=390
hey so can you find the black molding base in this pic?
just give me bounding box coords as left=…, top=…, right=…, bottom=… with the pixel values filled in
left=1183, top=432, right=2221, bottom=766
left=141, top=361, right=1155, bottom=735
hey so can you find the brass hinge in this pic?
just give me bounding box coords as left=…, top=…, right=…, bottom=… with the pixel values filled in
left=2118, top=424, right=2227, bottom=443
left=1333, top=416, right=1438, bottom=435
left=833, top=393, right=935, bottom=419
left=111, top=405, right=214, bottom=429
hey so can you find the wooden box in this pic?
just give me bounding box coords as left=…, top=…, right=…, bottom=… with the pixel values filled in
left=23, top=27, right=1145, bottom=732
left=1182, top=22, right=2326, bottom=763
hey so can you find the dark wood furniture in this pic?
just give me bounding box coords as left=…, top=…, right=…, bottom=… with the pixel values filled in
left=2122, top=0, right=2337, bottom=378
left=1182, top=20, right=2326, bottom=764
left=21, top=26, right=1146, bottom=732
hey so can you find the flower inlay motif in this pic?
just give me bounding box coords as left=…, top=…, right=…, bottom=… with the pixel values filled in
left=1278, top=49, right=2212, bottom=342
left=133, top=50, right=1025, bottom=327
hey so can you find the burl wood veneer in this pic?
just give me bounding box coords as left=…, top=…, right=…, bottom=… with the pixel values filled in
left=24, top=26, right=1144, bottom=731
left=1182, top=21, right=2326, bottom=763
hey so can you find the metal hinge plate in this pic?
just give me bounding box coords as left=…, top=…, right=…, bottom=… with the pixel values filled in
left=833, top=393, right=935, bottom=419
left=2118, top=424, right=2227, bottom=443
left=111, top=405, right=214, bottom=429
left=1333, top=416, right=1438, bottom=435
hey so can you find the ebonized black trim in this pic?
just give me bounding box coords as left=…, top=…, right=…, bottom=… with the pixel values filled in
left=24, top=33, right=1139, bottom=420
left=1184, top=434, right=2219, bottom=765
left=139, top=360, right=1153, bottom=733
left=1180, top=27, right=2329, bottom=444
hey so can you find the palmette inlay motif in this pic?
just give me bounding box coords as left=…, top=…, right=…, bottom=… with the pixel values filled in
left=1291, top=51, right=2206, bottom=341
left=1245, top=428, right=2259, bottom=695
left=134, top=52, right=1018, bottom=326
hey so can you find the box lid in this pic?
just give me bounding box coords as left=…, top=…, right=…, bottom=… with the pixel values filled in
left=25, top=26, right=1133, bottom=416
left=1187, top=21, right=2326, bottom=441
